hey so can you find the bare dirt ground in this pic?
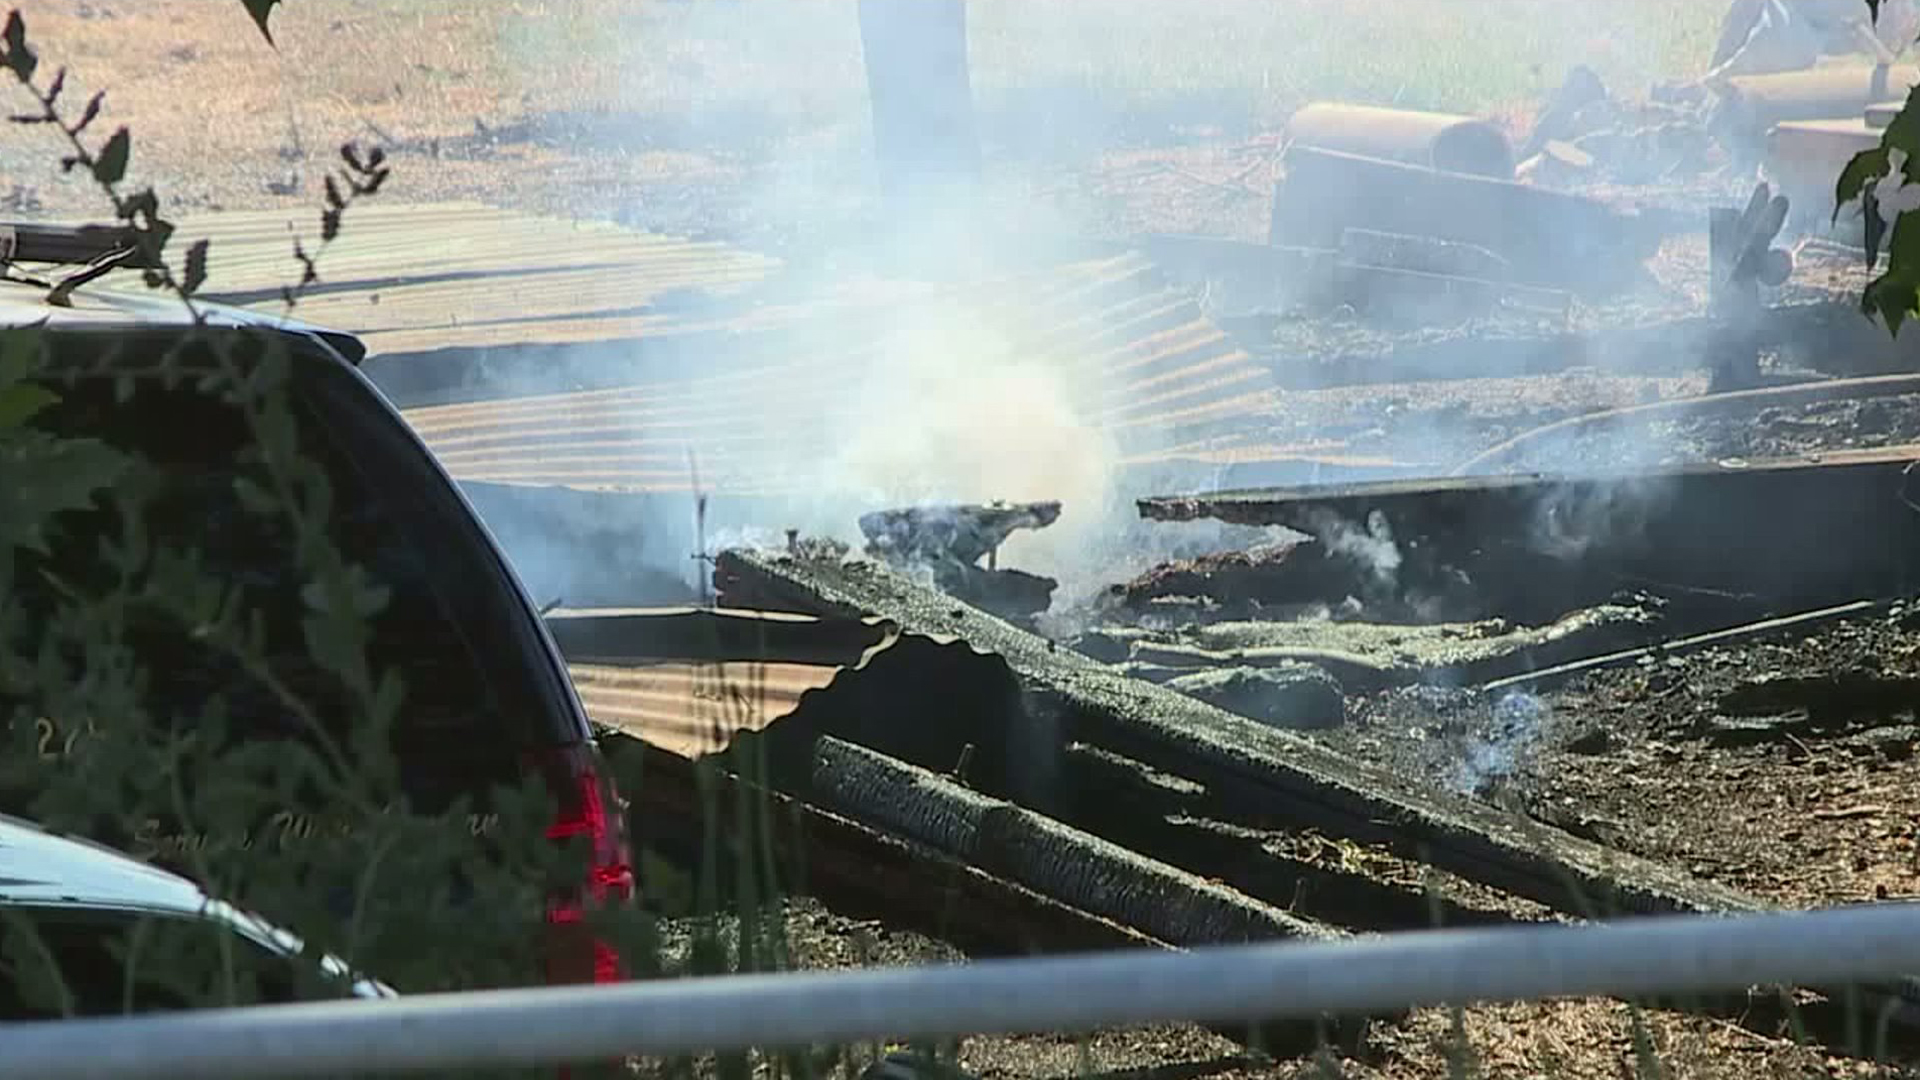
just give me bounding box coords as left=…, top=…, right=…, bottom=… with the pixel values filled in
left=11, top=3, right=1919, bottom=1077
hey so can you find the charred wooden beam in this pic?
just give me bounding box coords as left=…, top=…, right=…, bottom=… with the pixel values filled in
left=799, top=735, right=1343, bottom=950
left=713, top=549, right=1757, bottom=921
left=1059, top=744, right=1549, bottom=931
left=619, top=732, right=1377, bottom=1054
left=607, top=733, right=1157, bottom=959
left=1137, top=447, right=1920, bottom=623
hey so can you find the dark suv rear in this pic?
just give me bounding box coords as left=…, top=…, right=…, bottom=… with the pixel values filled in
left=0, top=272, right=634, bottom=985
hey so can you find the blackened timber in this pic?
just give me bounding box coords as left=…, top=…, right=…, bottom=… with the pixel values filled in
left=606, top=734, right=1157, bottom=959
left=1061, top=744, right=1548, bottom=930
left=802, top=735, right=1342, bottom=950
left=1138, top=448, right=1920, bottom=620
left=714, top=548, right=1758, bottom=919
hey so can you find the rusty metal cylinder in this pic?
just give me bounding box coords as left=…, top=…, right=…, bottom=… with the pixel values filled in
left=1285, top=102, right=1516, bottom=178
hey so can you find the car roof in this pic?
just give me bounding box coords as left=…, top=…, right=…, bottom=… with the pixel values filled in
left=0, top=276, right=367, bottom=365
left=0, top=813, right=394, bottom=998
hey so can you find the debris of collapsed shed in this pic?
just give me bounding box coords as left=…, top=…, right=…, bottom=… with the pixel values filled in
left=568, top=607, right=1176, bottom=958
left=1140, top=229, right=1569, bottom=327
left=571, top=607, right=1376, bottom=1048
left=798, top=735, right=1341, bottom=949
left=605, top=735, right=1162, bottom=959
left=1139, top=445, right=1920, bottom=630
left=857, top=500, right=1062, bottom=623
left=712, top=547, right=1759, bottom=920
left=706, top=549, right=1920, bottom=1035
left=1082, top=605, right=1662, bottom=698
left=1269, top=145, right=1663, bottom=293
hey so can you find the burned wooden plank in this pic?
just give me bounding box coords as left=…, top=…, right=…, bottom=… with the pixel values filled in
left=713, top=549, right=1758, bottom=920
left=1060, top=744, right=1552, bottom=931
left=798, top=735, right=1342, bottom=949
left=606, top=733, right=1158, bottom=959
left=616, top=733, right=1376, bottom=1054
left=1138, top=449, right=1920, bottom=624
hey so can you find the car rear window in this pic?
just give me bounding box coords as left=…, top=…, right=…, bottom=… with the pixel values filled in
left=10, top=334, right=583, bottom=815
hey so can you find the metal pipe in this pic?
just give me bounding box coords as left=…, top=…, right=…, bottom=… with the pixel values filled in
left=1286, top=102, right=1515, bottom=178
left=3, top=903, right=1919, bottom=1080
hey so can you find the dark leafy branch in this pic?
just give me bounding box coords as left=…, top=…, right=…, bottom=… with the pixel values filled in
left=1846, top=0, right=1920, bottom=335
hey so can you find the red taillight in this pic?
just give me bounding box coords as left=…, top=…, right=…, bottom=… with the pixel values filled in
left=540, top=745, right=635, bottom=986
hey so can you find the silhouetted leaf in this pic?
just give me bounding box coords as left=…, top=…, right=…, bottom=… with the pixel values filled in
left=320, top=207, right=341, bottom=242
left=291, top=237, right=317, bottom=286
left=2, top=11, right=36, bottom=83
left=1836, top=147, right=1890, bottom=222
left=1864, top=211, right=1920, bottom=336
left=323, top=175, right=343, bottom=210
left=75, top=90, right=103, bottom=133
left=1868, top=0, right=1884, bottom=23
left=92, top=126, right=129, bottom=185
left=240, top=0, right=283, bottom=46
left=0, top=383, right=57, bottom=430
left=182, top=239, right=210, bottom=297
left=45, top=65, right=63, bottom=103
left=1866, top=193, right=1889, bottom=264
left=1884, top=85, right=1920, bottom=159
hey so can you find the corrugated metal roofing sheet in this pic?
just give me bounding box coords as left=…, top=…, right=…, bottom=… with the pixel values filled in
left=98, top=202, right=1297, bottom=493
left=105, top=202, right=782, bottom=355
left=399, top=250, right=1271, bottom=494
left=569, top=659, right=838, bottom=758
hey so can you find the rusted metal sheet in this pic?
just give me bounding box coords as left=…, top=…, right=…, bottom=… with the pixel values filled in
left=554, top=607, right=897, bottom=756
left=1286, top=103, right=1515, bottom=178
left=95, top=202, right=782, bottom=356
left=400, top=251, right=1268, bottom=496
left=546, top=606, right=891, bottom=666
left=571, top=659, right=839, bottom=758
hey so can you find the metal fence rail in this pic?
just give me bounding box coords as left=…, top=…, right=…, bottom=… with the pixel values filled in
left=4, top=902, right=1919, bottom=1080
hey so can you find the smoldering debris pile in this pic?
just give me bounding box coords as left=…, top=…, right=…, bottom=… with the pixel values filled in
left=857, top=499, right=1063, bottom=624
left=1516, top=66, right=1722, bottom=189
left=575, top=545, right=1920, bottom=1058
